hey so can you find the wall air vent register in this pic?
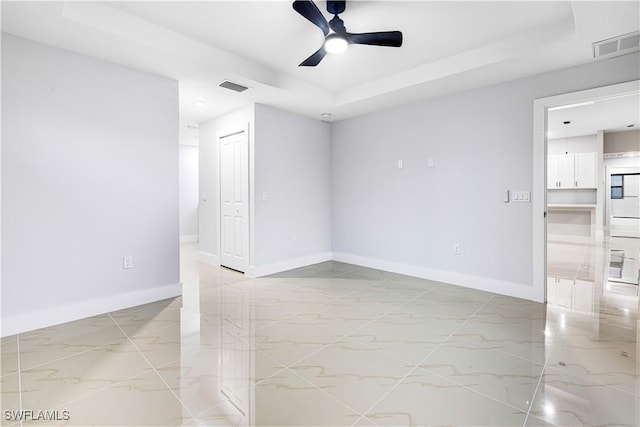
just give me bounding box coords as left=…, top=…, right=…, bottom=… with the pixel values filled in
left=593, top=31, right=640, bottom=60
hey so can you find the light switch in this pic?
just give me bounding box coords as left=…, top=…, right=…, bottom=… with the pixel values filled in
left=201, top=193, right=208, bottom=202
left=427, top=158, right=434, bottom=168
left=397, top=160, right=404, bottom=169
left=262, top=192, right=269, bottom=201
left=511, top=191, right=531, bottom=203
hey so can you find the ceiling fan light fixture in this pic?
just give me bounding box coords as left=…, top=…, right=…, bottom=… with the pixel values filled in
left=293, top=0, right=402, bottom=66
left=324, top=34, right=348, bottom=54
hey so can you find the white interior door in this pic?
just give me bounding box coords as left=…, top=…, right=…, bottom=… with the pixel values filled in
left=220, top=130, right=248, bottom=272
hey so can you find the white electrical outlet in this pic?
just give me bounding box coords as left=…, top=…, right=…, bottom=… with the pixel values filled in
left=123, top=256, right=133, bottom=269
left=453, top=244, right=461, bottom=255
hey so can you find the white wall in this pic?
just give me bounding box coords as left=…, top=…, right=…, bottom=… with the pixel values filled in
left=332, top=52, right=639, bottom=300
left=198, top=106, right=254, bottom=265
left=179, top=144, right=199, bottom=241
left=198, top=104, right=332, bottom=275
left=548, top=135, right=598, bottom=155
left=1, top=35, right=180, bottom=336
left=253, top=104, right=332, bottom=275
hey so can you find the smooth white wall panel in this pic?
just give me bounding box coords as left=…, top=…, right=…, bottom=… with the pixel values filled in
left=253, top=104, right=332, bottom=272
left=1, top=35, right=180, bottom=335
left=179, top=145, right=199, bottom=239
left=332, top=52, right=639, bottom=296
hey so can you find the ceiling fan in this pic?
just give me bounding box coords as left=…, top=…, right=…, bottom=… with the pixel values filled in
left=293, top=0, right=403, bottom=66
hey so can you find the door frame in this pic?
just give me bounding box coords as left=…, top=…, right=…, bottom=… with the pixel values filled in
left=217, top=125, right=251, bottom=273
left=532, top=80, right=640, bottom=303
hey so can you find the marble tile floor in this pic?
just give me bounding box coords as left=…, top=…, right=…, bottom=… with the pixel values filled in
left=1, top=243, right=638, bottom=426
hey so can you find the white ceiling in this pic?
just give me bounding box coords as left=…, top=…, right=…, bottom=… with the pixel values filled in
left=2, top=1, right=639, bottom=139
left=548, top=93, right=640, bottom=139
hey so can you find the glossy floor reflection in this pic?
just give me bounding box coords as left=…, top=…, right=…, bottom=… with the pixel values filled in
left=1, top=243, right=638, bottom=426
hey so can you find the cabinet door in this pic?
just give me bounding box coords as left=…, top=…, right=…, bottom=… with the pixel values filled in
left=548, top=156, right=560, bottom=188
left=575, top=152, right=597, bottom=188
left=558, top=154, right=575, bottom=188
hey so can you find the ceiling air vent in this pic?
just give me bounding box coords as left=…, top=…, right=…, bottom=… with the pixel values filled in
left=218, top=80, right=249, bottom=93
left=593, top=31, right=640, bottom=60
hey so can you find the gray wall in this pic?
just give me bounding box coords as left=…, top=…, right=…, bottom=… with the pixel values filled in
left=1, top=35, right=180, bottom=336
left=332, top=52, right=639, bottom=295
left=253, top=104, right=332, bottom=274
left=604, top=130, right=640, bottom=153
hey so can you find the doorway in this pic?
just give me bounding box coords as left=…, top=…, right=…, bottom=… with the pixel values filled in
left=606, top=167, right=640, bottom=295
left=219, top=129, right=249, bottom=272
left=533, top=80, right=640, bottom=303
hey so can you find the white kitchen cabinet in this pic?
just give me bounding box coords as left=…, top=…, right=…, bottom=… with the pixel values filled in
left=547, top=152, right=597, bottom=189
left=548, top=156, right=560, bottom=189
left=548, top=154, right=576, bottom=188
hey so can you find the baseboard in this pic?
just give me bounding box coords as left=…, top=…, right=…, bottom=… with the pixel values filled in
left=198, top=251, right=219, bottom=265
left=332, top=252, right=543, bottom=303
left=252, top=252, right=333, bottom=277
left=180, top=235, right=199, bottom=244
left=1, top=283, right=182, bottom=337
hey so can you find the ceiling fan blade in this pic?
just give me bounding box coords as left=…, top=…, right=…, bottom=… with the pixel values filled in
left=299, top=47, right=327, bottom=66
left=347, top=31, right=403, bottom=47
left=293, top=1, right=329, bottom=36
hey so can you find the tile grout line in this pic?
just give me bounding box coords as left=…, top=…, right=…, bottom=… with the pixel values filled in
left=365, top=293, right=539, bottom=417
left=16, top=338, right=126, bottom=373
left=16, top=318, right=130, bottom=373
left=542, top=307, right=639, bottom=397
left=281, top=366, right=377, bottom=422
left=274, top=284, right=432, bottom=369
left=356, top=294, right=500, bottom=419
left=451, top=326, right=548, bottom=367
left=23, top=316, right=184, bottom=416
left=543, top=361, right=638, bottom=398
left=18, top=320, right=183, bottom=417
left=248, top=282, right=437, bottom=422
left=106, top=312, right=199, bottom=424
left=522, top=358, right=548, bottom=427
left=363, top=290, right=504, bottom=417
left=394, top=294, right=538, bottom=418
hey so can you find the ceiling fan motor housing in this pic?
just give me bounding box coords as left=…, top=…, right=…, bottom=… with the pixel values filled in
left=327, top=1, right=346, bottom=15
